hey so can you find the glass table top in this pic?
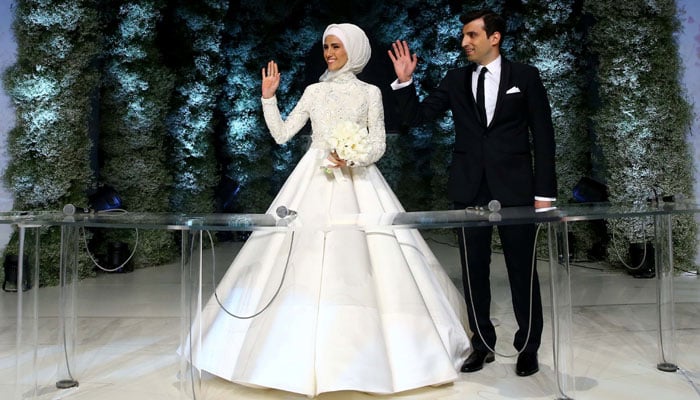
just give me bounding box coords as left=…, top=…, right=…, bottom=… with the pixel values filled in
left=1, top=201, right=697, bottom=231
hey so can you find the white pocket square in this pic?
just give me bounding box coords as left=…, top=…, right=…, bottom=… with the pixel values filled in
left=506, top=86, right=521, bottom=94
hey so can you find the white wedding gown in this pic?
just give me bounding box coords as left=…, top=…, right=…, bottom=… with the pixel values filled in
left=185, top=72, right=470, bottom=397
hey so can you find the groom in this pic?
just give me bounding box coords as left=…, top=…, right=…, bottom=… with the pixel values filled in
left=388, top=9, right=557, bottom=377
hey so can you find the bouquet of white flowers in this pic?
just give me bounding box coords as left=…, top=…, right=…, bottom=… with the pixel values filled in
left=326, top=120, right=371, bottom=166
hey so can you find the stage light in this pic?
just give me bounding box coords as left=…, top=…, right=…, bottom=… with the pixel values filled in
left=216, top=175, right=240, bottom=213
left=89, top=185, right=123, bottom=211
left=572, top=177, right=608, bottom=203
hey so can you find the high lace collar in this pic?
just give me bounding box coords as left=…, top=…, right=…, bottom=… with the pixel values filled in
left=319, top=69, right=357, bottom=83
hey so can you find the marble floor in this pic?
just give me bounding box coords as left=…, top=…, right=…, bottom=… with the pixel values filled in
left=1, top=231, right=699, bottom=400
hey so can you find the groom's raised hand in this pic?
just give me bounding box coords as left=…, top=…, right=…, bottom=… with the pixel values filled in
left=388, top=40, right=417, bottom=84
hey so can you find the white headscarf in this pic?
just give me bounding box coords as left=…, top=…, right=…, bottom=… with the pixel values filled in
left=319, top=23, right=371, bottom=82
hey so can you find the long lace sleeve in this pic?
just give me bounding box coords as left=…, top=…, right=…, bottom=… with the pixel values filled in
left=261, top=92, right=310, bottom=145
left=352, top=85, right=386, bottom=167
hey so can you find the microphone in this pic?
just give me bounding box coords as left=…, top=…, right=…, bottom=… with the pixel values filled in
left=465, top=200, right=502, bottom=221
left=63, top=204, right=94, bottom=215
left=472, top=200, right=501, bottom=212
left=275, top=205, right=297, bottom=219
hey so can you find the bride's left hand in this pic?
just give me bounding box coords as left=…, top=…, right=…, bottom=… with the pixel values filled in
left=327, top=151, right=347, bottom=167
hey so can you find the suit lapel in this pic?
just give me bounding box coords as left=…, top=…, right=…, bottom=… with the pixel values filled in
left=490, top=59, right=510, bottom=128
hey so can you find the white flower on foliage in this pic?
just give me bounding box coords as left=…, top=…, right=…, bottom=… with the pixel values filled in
left=326, top=121, right=371, bottom=163
left=24, top=106, right=60, bottom=136
left=14, top=74, right=59, bottom=102
left=45, top=35, right=72, bottom=59
left=14, top=175, right=69, bottom=207
left=110, top=43, right=147, bottom=60
left=118, top=3, right=157, bottom=41
left=26, top=3, right=82, bottom=30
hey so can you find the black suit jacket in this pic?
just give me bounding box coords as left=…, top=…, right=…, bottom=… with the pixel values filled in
left=395, top=58, right=557, bottom=206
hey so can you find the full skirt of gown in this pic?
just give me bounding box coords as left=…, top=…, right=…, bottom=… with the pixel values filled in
left=184, top=148, right=470, bottom=397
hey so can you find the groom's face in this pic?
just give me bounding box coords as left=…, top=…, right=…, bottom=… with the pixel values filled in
left=461, top=18, right=501, bottom=65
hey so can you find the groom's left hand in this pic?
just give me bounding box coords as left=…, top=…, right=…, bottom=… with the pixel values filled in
left=534, top=200, right=552, bottom=209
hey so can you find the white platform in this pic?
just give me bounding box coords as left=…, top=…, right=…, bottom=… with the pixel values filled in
left=1, top=232, right=698, bottom=400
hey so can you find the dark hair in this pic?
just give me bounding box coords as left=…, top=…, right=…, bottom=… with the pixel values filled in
left=460, top=10, right=506, bottom=40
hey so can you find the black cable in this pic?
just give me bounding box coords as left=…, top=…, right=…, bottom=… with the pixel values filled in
left=461, top=223, right=541, bottom=358
left=610, top=217, right=651, bottom=272
left=209, top=230, right=294, bottom=319
left=183, top=229, right=295, bottom=399
left=56, top=227, right=78, bottom=389
left=80, top=209, right=139, bottom=273
left=425, top=235, right=459, bottom=248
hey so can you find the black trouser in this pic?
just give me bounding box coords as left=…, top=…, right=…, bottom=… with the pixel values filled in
left=455, top=186, right=543, bottom=353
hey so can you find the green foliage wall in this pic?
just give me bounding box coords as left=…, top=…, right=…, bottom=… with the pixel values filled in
left=379, top=1, right=464, bottom=212
left=585, top=0, right=696, bottom=269
left=3, top=0, right=101, bottom=284
left=166, top=0, right=229, bottom=213
left=99, top=0, right=176, bottom=266
left=504, top=0, right=603, bottom=259
left=1, top=0, right=696, bottom=286
left=3, top=1, right=99, bottom=209
left=218, top=2, right=319, bottom=213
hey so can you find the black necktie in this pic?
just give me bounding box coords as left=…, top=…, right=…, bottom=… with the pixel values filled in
left=476, top=66, right=488, bottom=126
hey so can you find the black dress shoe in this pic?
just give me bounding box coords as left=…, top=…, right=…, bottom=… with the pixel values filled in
left=516, top=352, right=539, bottom=376
left=460, top=350, right=495, bottom=373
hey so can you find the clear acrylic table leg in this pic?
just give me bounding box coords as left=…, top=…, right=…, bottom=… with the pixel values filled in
left=654, top=214, right=677, bottom=372
left=179, top=229, right=203, bottom=399
left=14, top=224, right=41, bottom=399
left=548, top=222, right=575, bottom=400
left=55, top=225, right=80, bottom=389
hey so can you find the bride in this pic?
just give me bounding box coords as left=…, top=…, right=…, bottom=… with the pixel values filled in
left=185, top=23, right=470, bottom=397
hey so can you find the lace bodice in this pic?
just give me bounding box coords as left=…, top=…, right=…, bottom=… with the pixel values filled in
left=261, top=73, right=386, bottom=167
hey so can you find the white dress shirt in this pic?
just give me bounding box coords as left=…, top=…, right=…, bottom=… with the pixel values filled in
left=472, top=56, right=501, bottom=127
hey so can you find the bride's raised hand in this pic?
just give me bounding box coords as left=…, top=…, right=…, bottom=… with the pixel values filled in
left=261, top=60, right=280, bottom=99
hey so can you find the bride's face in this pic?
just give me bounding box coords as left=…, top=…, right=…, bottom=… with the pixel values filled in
left=323, top=35, right=348, bottom=71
